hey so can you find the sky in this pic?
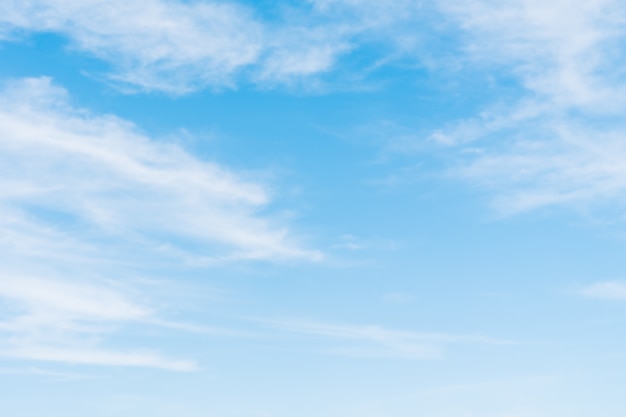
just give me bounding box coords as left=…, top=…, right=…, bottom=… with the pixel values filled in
left=1, top=0, right=626, bottom=416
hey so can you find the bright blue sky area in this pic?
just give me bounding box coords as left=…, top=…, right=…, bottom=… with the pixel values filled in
left=1, top=1, right=626, bottom=416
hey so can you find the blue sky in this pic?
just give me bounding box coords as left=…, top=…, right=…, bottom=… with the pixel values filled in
left=2, top=1, right=626, bottom=416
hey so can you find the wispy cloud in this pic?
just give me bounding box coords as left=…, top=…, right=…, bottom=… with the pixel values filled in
left=0, top=76, right=318, bottom=370
left=0, top=0, right=263, bottom=93
left=0, top=76, right=319, bottom=263
left=0, top=366, right=99, bottom=382
left=424, top=0, right=626, bottom=215
left=2, top=345, right=196, bottom=372
left=264, top=318, right=513, bottom=359
left=580, top=281, right=626, bottom=300
left=0, top=272, right=195, bottom=371
left=440, top=0, right=626, bottom=110
left=0, top=0, right=434, bottom=93
left=0, top=0, right=330, bottom=92
left=315, top=1, right=626, bottom=218
left=455, top=121, right=626, bottom=214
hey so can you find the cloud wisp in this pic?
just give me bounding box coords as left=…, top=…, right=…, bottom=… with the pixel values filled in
left=0, top=273, right=196, bottom=371
left=0, top=76, right=319, bottom=264
left=0, top=76, right=318, bottom=370
left=430, top=0, right=626, bottom=215
left=580, top=281, right=626, bottom=301
left=0, top=0, right=264, bottom=93
left=288, top=0, right=626, bottom=219
left=263, top=318, right=513, bottom=360
left=0, top=0, right=433, bottom=93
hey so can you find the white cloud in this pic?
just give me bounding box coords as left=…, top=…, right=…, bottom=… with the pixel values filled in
left=426, top=0, right=626, bottom=215
left=440, top=0, right=626, bottom=110
left=0, top=272, right=196, bottom=371
left=0, top=275, right=149, bottom=322
left=455, top=121, right=626, bottom=214
left=264, top=318, right=513, bottom=359
left=297, top=1, right=626, bottom=216
left=0, top=76, right=318, bottom=263
left=256, top=25, right=352, bottom=84
left=0, top=0, right=432, bottom=93
left=2, top=345, right=196, bottom=372
left=580, top=281, right=626, bottom=300
left=0, top=0, right=343, bottom=92
left=0, top=0, right=264, bottom=93
left=0, top=76, right=318, bottom=370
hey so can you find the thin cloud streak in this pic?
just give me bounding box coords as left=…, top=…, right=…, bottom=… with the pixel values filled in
left=0, top=273, right=196, bottom=371
left=581, top=281, right=626, bottom=300
left=0, top=346, right=197, bottom=372
left=263, top=318, right=514, bottom=360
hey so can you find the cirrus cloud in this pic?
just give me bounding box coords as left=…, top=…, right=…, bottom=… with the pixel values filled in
left=0, top=76, right=319, bottom=371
